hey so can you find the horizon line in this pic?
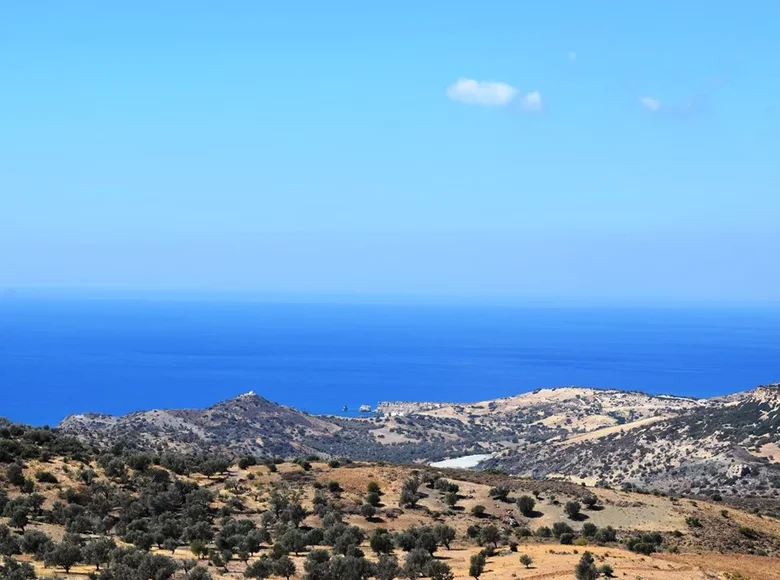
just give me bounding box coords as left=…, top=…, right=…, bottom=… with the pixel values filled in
left=4, top=287, right=780, bottom=310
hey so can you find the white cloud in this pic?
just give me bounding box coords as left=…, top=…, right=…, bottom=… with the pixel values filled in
left=446, top=78, right=518, bottom=106
left=640, top=97, right=661, bottom=112
left=519, top=90, right=543, bottom=112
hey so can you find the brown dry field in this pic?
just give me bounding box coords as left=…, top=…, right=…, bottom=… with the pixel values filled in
left=23, top=542, right=780, bottom=579
left=6, top=459, right=779, bottom=580
left=753, top=442, right=780, bottom=464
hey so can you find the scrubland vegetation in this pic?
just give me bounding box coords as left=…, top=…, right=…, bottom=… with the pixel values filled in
left=3, top=405, right=780, bottom=579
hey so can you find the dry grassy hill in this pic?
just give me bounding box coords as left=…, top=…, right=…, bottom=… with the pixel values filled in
left=484, top=384, right=780, bottom=508
left=58, top=392, right=341, bottom=457
left=2, top=421, right=780, bottom=579
left=57, top=384, right=780, bottom=511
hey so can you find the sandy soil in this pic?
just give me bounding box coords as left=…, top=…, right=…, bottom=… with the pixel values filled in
left=22, top=544, right=780, bottom=580
left=753, top=442, right=780, bottom=463
left=662, top=552, right=780, bottom=580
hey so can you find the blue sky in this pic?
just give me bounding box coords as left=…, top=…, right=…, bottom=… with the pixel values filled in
left=2, top=1, right=779, bottom=303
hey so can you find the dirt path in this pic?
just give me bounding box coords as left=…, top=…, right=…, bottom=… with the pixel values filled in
left=561, top=415, right=670, bottom=445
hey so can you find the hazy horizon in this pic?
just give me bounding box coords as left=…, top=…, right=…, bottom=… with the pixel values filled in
left=5, top=288, right=780, bottom=309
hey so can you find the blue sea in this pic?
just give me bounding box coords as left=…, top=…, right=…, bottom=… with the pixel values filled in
left=1, top=298, right=779, bottom=426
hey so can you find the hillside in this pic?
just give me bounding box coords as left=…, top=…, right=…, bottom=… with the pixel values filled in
left=58, top=386, right=708, bottom=460
left=372, top=386, right=705, bottom=454
left=59, top=392, right=341, bottom=458
left=57, top=385, right=780, bottom=510
left=1, top=423, right=780, bottom=579
left=483, top=384, right=780, bottom=508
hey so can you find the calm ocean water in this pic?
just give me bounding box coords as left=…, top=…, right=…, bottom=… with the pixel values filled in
left=1, top=298, right=779, bottom=426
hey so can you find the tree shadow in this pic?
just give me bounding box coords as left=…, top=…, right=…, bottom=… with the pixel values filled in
left=523, top=510, right=544, bottom=519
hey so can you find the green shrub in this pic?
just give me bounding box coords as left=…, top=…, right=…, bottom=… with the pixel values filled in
left=35, top=471, right=58, bottom=484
